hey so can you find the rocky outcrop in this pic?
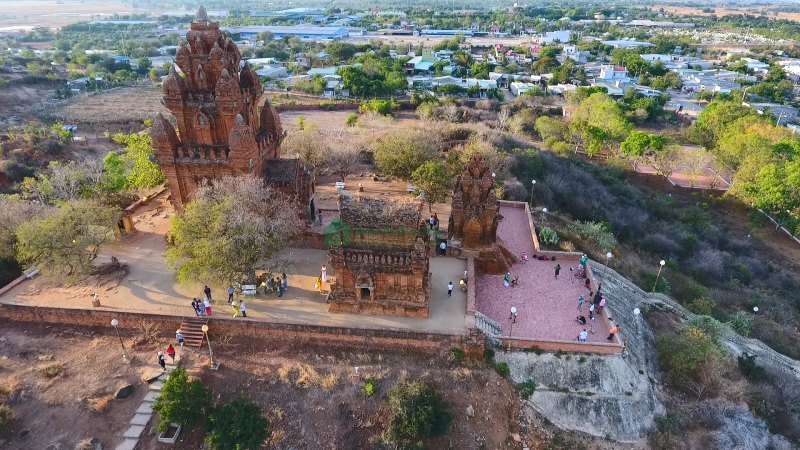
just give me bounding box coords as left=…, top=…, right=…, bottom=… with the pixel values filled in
left=500, top=259, right=800, bottom=443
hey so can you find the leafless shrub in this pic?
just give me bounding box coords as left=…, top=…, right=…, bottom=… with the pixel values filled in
left=136, top=320, right=160, bottom=344
left=502, top=178, right=527, bottom=201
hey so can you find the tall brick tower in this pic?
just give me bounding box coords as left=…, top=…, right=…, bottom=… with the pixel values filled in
left=151, top=6, right=292, bottom=210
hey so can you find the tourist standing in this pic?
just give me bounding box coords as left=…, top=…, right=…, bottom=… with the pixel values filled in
left=439, top=241, right=447, bottom=256
left=447, top=281, right=453, bottom=297
left=321, top=265, right=328, bottom=283
left=239, top=300, right=247, bottom=318
left=204, top=298, right=212, bottom=316
left=277, top=277, right=284, bottom=297
left=227, top=286, right=234, bottom=302
left=191, top=298, right=200, bottom=316
left=554, top=264, right=561, bottom=279
left=166, top=344, right=176, bottom=363
left=588, top=303, right=596, bottom=319
left=503, top=272, right=511, bottom=287
left=204, top=285, right=212, bottom=301
left=607, top=325, right=620, bottom=341
left=157, top=351, right=166, bottom=371
left=433, top=213, right=439, bottom=229
left=577, top=294, right=585, bottom=311
left=578, top=329, right=588, bottom=342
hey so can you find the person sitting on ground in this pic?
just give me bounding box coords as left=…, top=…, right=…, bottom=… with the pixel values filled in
left=511, top=276, right=519, bottom=287
left=521, top=252, right=528, bottom=262
left=459, top=278, right=467, bottom=292
left=576, top=315, right=587, bottom=325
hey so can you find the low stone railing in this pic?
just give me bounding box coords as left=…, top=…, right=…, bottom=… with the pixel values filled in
left=475, top=311, right=502, bottom=346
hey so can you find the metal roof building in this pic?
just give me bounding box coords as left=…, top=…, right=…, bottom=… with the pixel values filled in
left=228, top=25, right=349, bottom=41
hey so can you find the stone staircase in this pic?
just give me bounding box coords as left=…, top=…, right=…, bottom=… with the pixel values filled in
left=179, top=316, right=207, bottom=348
left=475, top=311, right=502, bottom=346
left=116, top=354, right=182, bottom=450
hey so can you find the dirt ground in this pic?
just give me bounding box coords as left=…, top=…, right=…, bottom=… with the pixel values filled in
left=0, top=319, right=522, bottom=450
left=651, top=5, right=800, bottom=22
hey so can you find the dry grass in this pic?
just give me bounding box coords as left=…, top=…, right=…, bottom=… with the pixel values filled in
left=449, top=367, right=474, bottom=380
left=277, top=362, right=339, bottom=389
left=360, top=366, right=391, bottom=381
left=87, top=395, right=114, bottom=414
left=41, top=363, right=64, bottom=379
left=266, top=406, right=287, bottom=446
left=74, top=438, right=95, bottom=450
left=37, top=354, right=54, bottom=362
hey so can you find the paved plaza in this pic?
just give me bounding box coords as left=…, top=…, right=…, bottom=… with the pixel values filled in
left=0, top=194, right=467, bottom=334
left=476, top=205, right=613, bottom=343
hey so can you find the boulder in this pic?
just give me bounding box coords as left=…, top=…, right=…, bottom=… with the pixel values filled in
left=140, top=368, right=162, bottom=383
left=466, top=404, right=475, bottom=418
left=115, top=384, right=135, bottom=400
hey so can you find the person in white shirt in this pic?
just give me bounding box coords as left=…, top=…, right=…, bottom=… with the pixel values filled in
left=239, top=300, right=247, bottom=318
left=578, top=329, right=589, bottom=342
left=447, top=281, right=453, bottom=297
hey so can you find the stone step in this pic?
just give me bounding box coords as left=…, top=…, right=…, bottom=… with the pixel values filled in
left=115, top=437, right=139, bottom=450
left=143, top=391, right=159, bottom=403
left=130, top=413, right=152, bottom=426
left=123, top=424, right=146, bottom=439
left=136, top=403, right=153, bottom=414
left=149, top=381, right=163, bottom=391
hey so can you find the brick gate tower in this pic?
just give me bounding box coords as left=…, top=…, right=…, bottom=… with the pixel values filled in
left=151, top=7, right=314, bottom=219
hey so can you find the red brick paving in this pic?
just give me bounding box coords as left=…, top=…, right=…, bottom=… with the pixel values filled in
left=476, top=205, right=612, bottom=343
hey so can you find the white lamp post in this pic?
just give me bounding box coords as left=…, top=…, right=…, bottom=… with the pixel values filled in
left=753, top=306, right=759, bottom=314
left=541, top=207, right=548, bottom=225
left=633, top=308, right=641, bottom=331
left=201, top=324, right=219, bottom=370
left=508, top=306, right=517, bottom=350
left=603, top=252, right=613, bottom=275
left=110, top=319, right=129, bottom=361
left=653, top=260, right=666, bottom=292
left=530, top=180, right=536, bottom=206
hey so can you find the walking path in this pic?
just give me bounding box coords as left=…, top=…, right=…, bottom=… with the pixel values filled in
left=116, top=353, right=182, bottom=450
left=476, top=205, right=612, bottom=343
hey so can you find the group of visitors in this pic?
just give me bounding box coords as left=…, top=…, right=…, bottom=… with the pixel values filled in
left=428, top=214, right=440, bottom=230
left=191, top=297, right=212, bottom=316
left=503, top=272, right=520, bottom=287
left=157, top=343, right=177, bottom=371
left=575, top=281, right=620, bottom=342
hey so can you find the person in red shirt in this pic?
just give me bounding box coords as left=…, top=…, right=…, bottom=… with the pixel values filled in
left=166, top=344, right=176, bottom=363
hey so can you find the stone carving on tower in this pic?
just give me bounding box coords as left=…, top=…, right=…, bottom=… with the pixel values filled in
left=150, top=7, right=311, bottom=214
left=448, top=155, right=502, bottom=248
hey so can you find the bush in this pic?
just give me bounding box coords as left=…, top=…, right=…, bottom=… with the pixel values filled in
left=373, top=130, right=442, bottom=179
left=737, top=353, right=767, bottom=381
left=359, top=99, right=394, bottom=116
left=656, top=327, right=724, bottom=397
left=494, top=362, right=510, bottom=377
left=640, top=270, right=670, bottom=294
left=728, top=311, right=753, bottom=337
left=205, top=396, right=269, bottom=450
left=517, top=380, right=536, bottom=400
left=449, top=348, right=464, bottom=363
left=538, top=227, right=560, bottom=246
left=0, top=403, right=11, bottom=429
left=550, top=141, right=573, bottom=156
left=687, top=297, right=717, bottom=316
left=151, top=368, right=212, bottom=432
left=363, top=378, right=378, bottom=397
left=345, top=112, right=358, bottom=127
left=384, top=382, right=452, bottom=447
left=570, top=221, right=617, bottom=252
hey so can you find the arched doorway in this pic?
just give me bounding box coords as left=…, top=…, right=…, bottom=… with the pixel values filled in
left=463, top=216, right=482, bottom=248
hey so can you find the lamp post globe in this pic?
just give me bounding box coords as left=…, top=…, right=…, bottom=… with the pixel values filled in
left=110, top=318, right=128, bottom=360
left=111, top=319, right=119, bottom=327
left=201, top=324, right=209, bottom=333
left=633, top=308, right=641, bottom=316
left=753, top=306, right=759, bottom=314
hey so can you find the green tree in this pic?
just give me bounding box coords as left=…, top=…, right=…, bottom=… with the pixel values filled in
left=151, top=368, right=212, bottom=433
left=205, top=396, right=269, bottom=450
left=373, top=130, right=442, bottom=179
left=656, top=326, right=724, bottom=398
left=412, top=161, right=451, bottom=212
left=102, top=151, right=128, bottom=192
left=620, top=130, right=665, bottom=162
left=111, top=132, right=165, bottom=189
left=690, top=99, right=757, bottom=149
left=534, top=116, right=568, bottom=141
left=383, top=381, right=452, bottom=448
left=167, top=176, right=301, bottom=285
left=15, top=200, right=120, bottom=276
left=568, top=93, right=631, bottom=156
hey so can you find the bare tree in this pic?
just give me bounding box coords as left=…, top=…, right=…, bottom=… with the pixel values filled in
left=326, top=147, right=362, bottom=182
left=167, top=175, right=302, bottom=285
left=653, top=145, right=681, bottom=179
left=680, top=149, right=713, bottom=189
left=496, top=106, right=511, bottom=131
left=282, top=130, right=329, bottom=174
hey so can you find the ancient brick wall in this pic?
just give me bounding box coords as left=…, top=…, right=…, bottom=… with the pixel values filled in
left=0, top=304, right=477, bottom=355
